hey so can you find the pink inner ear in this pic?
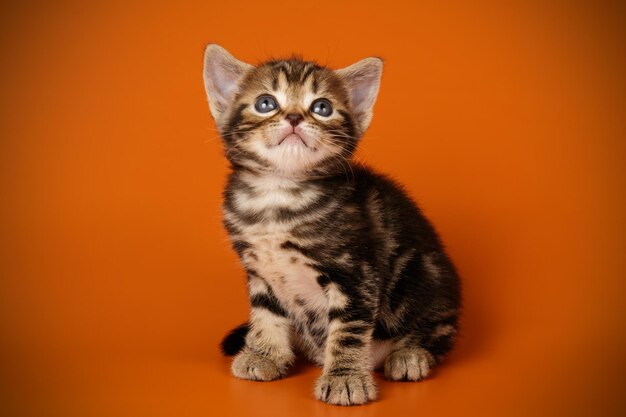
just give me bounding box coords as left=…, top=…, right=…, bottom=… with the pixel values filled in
left=351, top=79, right=373, bottom=112
left=345, top=70, right=380, bottom=114
left=337, top=58, right=382, bottom=117
left=211, top=63, right=238, bottom=102
left=351, top=76, right=377, bottom=112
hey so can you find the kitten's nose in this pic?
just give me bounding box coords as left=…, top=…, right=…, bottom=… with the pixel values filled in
left=285, top=113, right=304, bottom=127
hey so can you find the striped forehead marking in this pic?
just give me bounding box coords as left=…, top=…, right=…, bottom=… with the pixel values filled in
left=268, top=60, right=321, bottom=93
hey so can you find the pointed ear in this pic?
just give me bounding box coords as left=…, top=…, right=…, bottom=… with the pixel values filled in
left=335, top=57, right=383, bottom=134
left=203, top=44, right=253, bottom=123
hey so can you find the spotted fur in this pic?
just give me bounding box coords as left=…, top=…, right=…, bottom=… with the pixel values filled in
left=203, top=44, right=461, bottom=406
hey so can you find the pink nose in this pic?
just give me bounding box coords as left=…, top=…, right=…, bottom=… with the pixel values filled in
left=286, top=113, right=304, bottom=127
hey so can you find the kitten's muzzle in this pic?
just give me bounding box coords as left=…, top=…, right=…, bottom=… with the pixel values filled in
left=274, top=121, right=314, bottom=149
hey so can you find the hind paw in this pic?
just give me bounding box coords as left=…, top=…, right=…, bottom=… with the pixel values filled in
left=384, top=348, right=435, bottom=381
left=231, top=349, right=285, bottom=381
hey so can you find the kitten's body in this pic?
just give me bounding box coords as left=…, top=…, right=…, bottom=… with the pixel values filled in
left=203, top=45, right=461, bottom=406
left=224, top=166, right=460, bottom=369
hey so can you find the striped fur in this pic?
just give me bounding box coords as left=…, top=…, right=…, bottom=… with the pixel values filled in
left=203, top=44, right=461, bottom=406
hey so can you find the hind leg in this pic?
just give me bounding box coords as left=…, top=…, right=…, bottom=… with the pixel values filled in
left=383, top=313, right=458, bottom=381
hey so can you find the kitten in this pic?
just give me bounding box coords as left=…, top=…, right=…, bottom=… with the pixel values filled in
left=203, top=44, right=461, bottom=406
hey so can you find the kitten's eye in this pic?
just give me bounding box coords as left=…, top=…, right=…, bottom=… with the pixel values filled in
left=254, top=95, right=278, bottom=113
left=310, top=99, right=333, bottom=117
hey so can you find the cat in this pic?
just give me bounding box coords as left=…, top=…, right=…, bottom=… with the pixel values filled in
left=202, top=44, right=461, bottom=406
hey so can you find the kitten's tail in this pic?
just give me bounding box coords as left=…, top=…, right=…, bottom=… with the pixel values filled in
left=220, top=322, right=249, bottom=356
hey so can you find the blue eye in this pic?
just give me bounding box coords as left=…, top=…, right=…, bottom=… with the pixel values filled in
left=254, top=95, right=278, bottom=113
left=310, top=99, right=333, bottom=117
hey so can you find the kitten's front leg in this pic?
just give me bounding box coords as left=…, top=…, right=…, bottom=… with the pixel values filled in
left=315, top=283, right=377, bottom=406
left=231, top=273, right=294, bottom=381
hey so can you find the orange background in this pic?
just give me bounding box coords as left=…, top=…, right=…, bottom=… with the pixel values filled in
left=1, top=1, right=625, bottom=416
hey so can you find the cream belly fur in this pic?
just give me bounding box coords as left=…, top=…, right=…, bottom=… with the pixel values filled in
left=241, top=227, right=328, bottom=364
left=243, top=232, right=327, bottom=312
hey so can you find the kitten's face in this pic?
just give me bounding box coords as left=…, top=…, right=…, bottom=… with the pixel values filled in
left=203, top=45, right=382, bottom=177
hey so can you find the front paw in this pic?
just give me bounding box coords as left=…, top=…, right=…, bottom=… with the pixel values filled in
left=231, top=349, right=284, bottom=381
left=315, top=372, right=377, bottom=406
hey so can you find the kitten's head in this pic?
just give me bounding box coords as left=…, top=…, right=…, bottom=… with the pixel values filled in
left=203, top=44, right=382, bottom=177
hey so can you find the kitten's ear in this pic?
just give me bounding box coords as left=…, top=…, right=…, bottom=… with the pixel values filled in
left=335, top=57, right=383, bottom=134
left=203, top=44, right=253, bottom=123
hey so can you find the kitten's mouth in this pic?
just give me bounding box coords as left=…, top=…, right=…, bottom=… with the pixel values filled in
left=278, top=133, right=308, bottom=148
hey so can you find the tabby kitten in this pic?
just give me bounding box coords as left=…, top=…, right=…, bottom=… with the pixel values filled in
left=203, top=44, right=461, bottom=406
